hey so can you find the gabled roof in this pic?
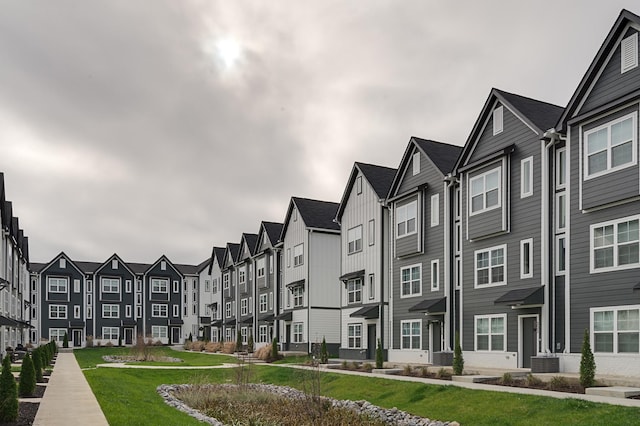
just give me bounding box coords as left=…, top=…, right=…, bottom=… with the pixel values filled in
left=128, top=262, right=151, bottom=275
left=239, top=233, right=259, bottom=260
left=208, top=247, right=227, bottom=274
left=30, top=262, right=46, bottom=273
left=175, top=264, right=199, bottom=275
left=74, top=261, right=102, bottom=274
left=454, top=88, right=563, bottom=172
left=557, top=9, right=640, bottom=130
left=223, top=243, right=240, bottom=269
left=39, top=252, right=86, bottom=276
left=388, top=137, right=461, bottom=199
left=196, top=257, right=211, bottom=273
left=0, top=173, right=5, bottom=229
left=146, top=255, right=183, bottom=277
left=281, top=197, right=340, bottom=239
left=93, top=253, right=136, bottom=277
left=336, top=162, right=396, bottom=221
left=262, top=221, right=284, bottom=246
left=2, top=201, right=11, bottom=233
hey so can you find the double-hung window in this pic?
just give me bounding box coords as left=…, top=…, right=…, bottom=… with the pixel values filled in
left=470, top=167, right=501, bottom=214
left=591, top=216, right=640, bottom=272
left=347, top=226, right=363, bottom=254
left=401, top=320, right=421, bottom=349
left=48, top=278, right=68, bottom=293
left=259, top=294, right=268, bottom=313
left=348, top=324, right=362, bottom=348
left=102, top=327, right=119, bottom=340
left=102, top=304, right=119, bottom=318
left=584, top=112, right=637, bottom=178
left=152, top=326, right=167, bottom=339
left=101, top=278, right=119, bottom=293
left=151, top=278, right=168, bottom=293
left=475, top=245, right=506, bottom=287
left=396, top=201, right=417, bottom=237
left=400, top=264, right=421, bottom=297
left=241, top=298, right=248, bottom=316
left=292, top=286, right=304, bottom=307
left=347, top=279, right=362, bottom=304
left=293, top=322, right=303, bottom=343
left=49, top=305, right=67, bottom=319
left=257, top=258, right=266, bottom=279
left=152, top=304, right=168, bottom=317
left=475, top=314, right=506, bottom=351
left=293, top=244, right=303, bottom=266
left=593, top=306, right=640, bottom=353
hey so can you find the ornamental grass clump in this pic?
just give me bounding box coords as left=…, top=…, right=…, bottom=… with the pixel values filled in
left=19, top=352, right=36, bottom=397
left=0, top=355, right=18, bottom=422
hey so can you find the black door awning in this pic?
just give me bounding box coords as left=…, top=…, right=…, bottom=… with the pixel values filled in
left=240, top=316, right=254, bottom=324
left=121, top=319, right=137, bottom=327
left=169, top=319, right=184, bottom=326
left=494, top=286, right=544, bottom=307
left=285, top=279, right=305, bottom=288
left=212, top=320, right=223, bottom=327
left=408, top=297, right=446, bottom=314
left=340, top=270, right=365, bottom=282
left=349, top=305, right=379, bottom=319
left=68, top=320, right=85, bottom=328
left=259, top=314, right=275, bottom=322
left=274, top=311, right=292, bottom=321
left=0, top=316, right=17, bottom=327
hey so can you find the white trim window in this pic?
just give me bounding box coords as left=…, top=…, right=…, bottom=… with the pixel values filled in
left=412, top=151, right=420, bottom=175
left=125, top=280, right=132, bottom=293
left=621, top=32, right=638, bottom=73
left=125, top=305, right=132, bottom=318
left=173, top=280, right=179, bottom=293
left=368, top=219, right=375, bottom=246
left=74, top=279, right=80, bottom=293
left=173, top=304, right=179, bottom=317
left=49, top=328, right=66, bottom=342
left=152, top=326, right=168, bottom=339
left=102, top=304, right=119, bottom=318
left=556, top=236, right=566, bottom=275
left=520, top=239, right=533, bottom=279
left=584, top=112, right=637, bottom=179
left=257, top=258, right=266, bottom=279
left=475, top=314, right=506, bottom=351
left=592, top=305, right=640, bottom=353
left=241, top=298, right=248, bottom=316
left=225, top=302, right=232, bottom=318
left=475, top=245, right=506, bottom=287
left=49, top=305, right=67, bottom=319
left=152, top=304, right=168, bottom=317
left=400, top=264, right=421, bottom=298
left=356, top=176, right=363, bottom=194
left=347, top=279, right=362, bottom=304
left=48, top=277, right=68, bottom=293
left=401, top=320, right=421, bottom=350
left=431, top=194, right=439, bottom=227
left=347, top=225, right=363, bottom=254
left=102, top=327, right=119, bottom=340
left=259, top=294, right=268, bottom=313
left=591, top=216, right=640, bottom=273
left=74, top=305, right=81, bottom=319
left=348, top=324, right=362, bottom=348
left=293, top=322, right=303, bottom=343
left=241, top=327, right=248, bottom=344
left=556, top=193, right=567, bottom=232
left=239, top=268, right=246, bottom=286
left=368, top=274, right=375, bottom=300
left=493, top=106, right=503, bottom=135
left=396, top=200, right=417, bottom=238
left=151, top=278, right=169, bottom=293
left=259, top=325, right=269, bottom=343
left=470, top=167, right=501, bottom=214
left=521, top=157, right=533, bottom=198
left=293, top=244, right=304, bottom=267
left=430, top=260, right=439, bottom=291
left=556, top=147, right=567, bottom=189
left=205, top=280, right=211, bottom=292
left=101, top=278, right=120, bottom=293
left=223, top=273, right=230, bottom=290
left=292, top=286, right=304, bottom=307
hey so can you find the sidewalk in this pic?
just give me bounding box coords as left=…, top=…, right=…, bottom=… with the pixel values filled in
left=34, top=351, right=108, bottom=426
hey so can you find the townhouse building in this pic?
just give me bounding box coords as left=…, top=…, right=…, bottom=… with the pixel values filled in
left=253, top=221, right=283, bottom=349
left=236, top=233, right=258, bottom=346
left=176, top=263, right=200, bottom=341
left=206, top=247, right=226, bottom=342
left=277, top=197, right=341, bottom=353
left=335, top=162, right=395, bottom=360
left=221, top=242, right=240, bottom=342
left=387, top=138, right=462, bottom=364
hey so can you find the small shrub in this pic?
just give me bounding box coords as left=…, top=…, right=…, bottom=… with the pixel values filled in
left=403, top=364, right=413, bottom=375
left=580, top=328, right=596, bottom=388
left=549, top=375, right=569, bottom=390
left=33, top=349, right=43, bottom=382
left=19, top=353, right=36, bottom=397
left=183, top=340, right=193, bottom=350
left=271, top=338, right=279, bottom=360
left=341, top=360, right=348, bottom=369
left=526, top=373, right=543, bottom=387
left=362, top=362, right=373, bottom=372
left=349, top=361, right=359, bottom=371
left=254, top=344, right=272, bottom=361
left=453, top=332, right=464, bottom=375
left=0, top=355, right=18, bottom=422
left=221, top=341, right=236, bottom=354
left=320, top=337, right=328, bottom=364
left=85, top=335, right=94, bottom=348
left=105, top=341, right=114, bottom=348
left=500, top=372, right=513, bottom=385
left=375, top=338, right=384, bottom=369
left=62, top=332, right=69, bottom=348
left=436, top=368, right=451, bottom=379
left=419, top=366, right=429, bottom=377
left=236, top=331, right=243, bottom=353
left=247, top=333, right=254, bottom=353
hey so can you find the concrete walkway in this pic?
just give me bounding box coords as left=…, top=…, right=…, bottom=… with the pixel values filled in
left=33, top=351, right=109, bottom=426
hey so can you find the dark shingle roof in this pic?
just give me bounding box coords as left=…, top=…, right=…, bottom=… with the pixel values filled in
left=413, top=138, right=462, bottom=175
left=128, top=262, right=152, bottom=274
left=212, top=247, right=226, bottom=266
left=175, top=264, right=199, bottom=275
left=293, top=197, right=340, bottom=231
left=196, top=257, right=211, bottom=273
left=263, top=222, right=284, bottom=245
left=356, top=163, right=397, bottom=199
left=496, top=89, right=564, bottom=132
left=243, top=233, right=259, bottom=257
left=227, top=243, right=240, bottom=264
left=74, top=261, right=102, bottom=274
left=30, top=262, right=46, bottom=273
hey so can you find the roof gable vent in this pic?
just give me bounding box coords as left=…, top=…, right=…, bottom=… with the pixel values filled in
left=621, top=32, right=638, bottom=73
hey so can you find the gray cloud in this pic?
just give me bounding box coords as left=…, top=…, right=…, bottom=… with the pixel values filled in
left=0, top=0, right=636, bottom=264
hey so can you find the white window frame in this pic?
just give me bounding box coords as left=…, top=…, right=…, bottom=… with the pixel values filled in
left=356, top=176, right=363, bottom=194
left=520, top=238, right=533, bottom=279
left=556, top=235, right=566, bottom=275
left=474, top=314, right=507, bottom=352
left=293, top=322, right=303, bottom=343
left=102, top=327, right=119, bottom=341
left=430, top=194, right=439, bottom=227
left=293, top=244, right=303, bottom=267
left=347, top=278, right=362, bottom=304
left=347, top=225, right=363, bottom=254
left=112, top=259, right=118, bottom=269
left=621, top=32, right=638, bottom=73
left=173, top=280, right=179, bottom=293
left=259, top=325, right=269, bottom=343
left=592, top=305, right=640, bottom=354
left=151, top=325, right=167, bottom=339
left=102, top=304, right=119, bottom=318
left=101, top=278, right=120, bottom=294
left=412, top=152, right=420, bottom=175
left=292, top=286, right=304, bottom=307
left=74, top=279, right=80, bottom=293
left=49, top=305, right=67, bottom=319
left=368, top=274, right=375, bottom=300
left=125, top=305, right=132, bottom=318
left=173, top=304, right=179, bottom=317
left=152, top=304, right=168, bottom=318
left=584, top=112, right=637, bottom=180
left=590, top=214, right=640, bottom=273
left=400, top=264, right=422, bottom=298
left=430, top=259, right=439, bottom=291
left=286, top=248, right=291, bottom=268
left=396, top=200, right=418, bottom=238
left=59, top=258, right=66, bottom=268
left=48, top=277, right=68, bottom=293
left=160, top=261, right=166, bottom=271
left=49, top=328, right=66, bottom=342
left=493, top=106, right=503, bottom=135
left=556, top=192, right=567, bottom=232
left=125, top=280, right=132, bottom=293
left=368, top=219, right=375, bottom=246
left=556, top=147, right=566, bottom=189
left=259, top=294, right=268, bottom=313
left=469, top=167, right=502, bottom=215
left=269, top=292, right=273, bottom=310
left=241, top=298, right=248, bottom=316
left=474, top=244, right=507, bottom=288
left=151, top=278, right=169, bottom=293
left=257, top=258, right=266, bottom=279
left=400, top=319, right=421, bottom=350
left=455, top=257, right=462, bottom=290
left=520, top=156, right=533, bottom=198
left=348, top=323, right=362, bottom=348
left=225, top=302, right=232, bottom=318
left=74, top=305, right=80, bottom=319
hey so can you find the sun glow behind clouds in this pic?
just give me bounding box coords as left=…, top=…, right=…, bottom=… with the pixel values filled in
left=215, top=38, right=241, bottom=69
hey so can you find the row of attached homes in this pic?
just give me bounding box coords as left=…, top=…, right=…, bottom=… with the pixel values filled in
left=27, top=10, right=640, bottom=377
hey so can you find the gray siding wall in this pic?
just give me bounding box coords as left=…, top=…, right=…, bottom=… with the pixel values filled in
left=40, top=257, right=85, bottom=339
left=579, top=27, right=640, bottom=115
left=95, top=260, right=136, bottom=336
left=395, top=195, right=421, bottom=257
left=145, top=261, right=182, bottom=333
left=467, top=160, right=507, bottom=240
left=461, top=111, right=543, bottom=353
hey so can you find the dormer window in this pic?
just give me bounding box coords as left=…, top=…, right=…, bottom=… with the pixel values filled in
left=493, top=106, right=503, bottom=135
left=621, top=32, right=638, bottom=74
left=412, top=152, right=420, bottom=175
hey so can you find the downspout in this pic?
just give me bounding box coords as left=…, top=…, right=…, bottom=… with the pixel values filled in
left=379, top=203, right=385, bottom=354
left=443, top=174, right=457, bottom=351
left=388, top=202, right=394, bottom=356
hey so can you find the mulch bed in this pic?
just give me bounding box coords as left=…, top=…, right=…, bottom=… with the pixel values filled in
left=0, top=402, right=39, bottom=426
left=482, top=378, right=585, bottom=394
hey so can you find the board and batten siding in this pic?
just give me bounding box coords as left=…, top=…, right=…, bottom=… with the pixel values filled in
left=309, top=308, right=340, bottom=345
left=395, top=194, right=421, bottom=257
left=40, top=257, right=85, bottom=340
left=308, top=231, right=340, bottom=308
left=282, top=206, right=308, bottom=286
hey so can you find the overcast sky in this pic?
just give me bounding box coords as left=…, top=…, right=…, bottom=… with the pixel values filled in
left=0, top=1, right=636, bottom=265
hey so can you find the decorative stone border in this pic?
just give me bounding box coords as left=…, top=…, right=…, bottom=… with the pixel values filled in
left=157, top=383, right=458, bottom=426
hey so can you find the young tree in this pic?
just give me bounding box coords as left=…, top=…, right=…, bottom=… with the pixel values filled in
left=580, top=328, right=596, bottom=388
left=63, top=332, right=69, bottom=348
left=0, top=355, right=18, bottom=422
left=247, top=333, right=254, bottom=353
left=320, top=337, right=328, bottom=364
left=375, top=338, right=384, bottom=369
left=33, top=348, right=43, bottom=382
left=236, top=330, right=243, bottom=353
left=453, top=332, right=464, bottom=375
left=19, top=353, right=36, bottom=397
left=271, top=337, right=279, bottom=361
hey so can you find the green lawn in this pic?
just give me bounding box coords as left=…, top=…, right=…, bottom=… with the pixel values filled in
left=78, top=353, right=640, bottom=426
left=74, top=346, right=236, bottom=369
